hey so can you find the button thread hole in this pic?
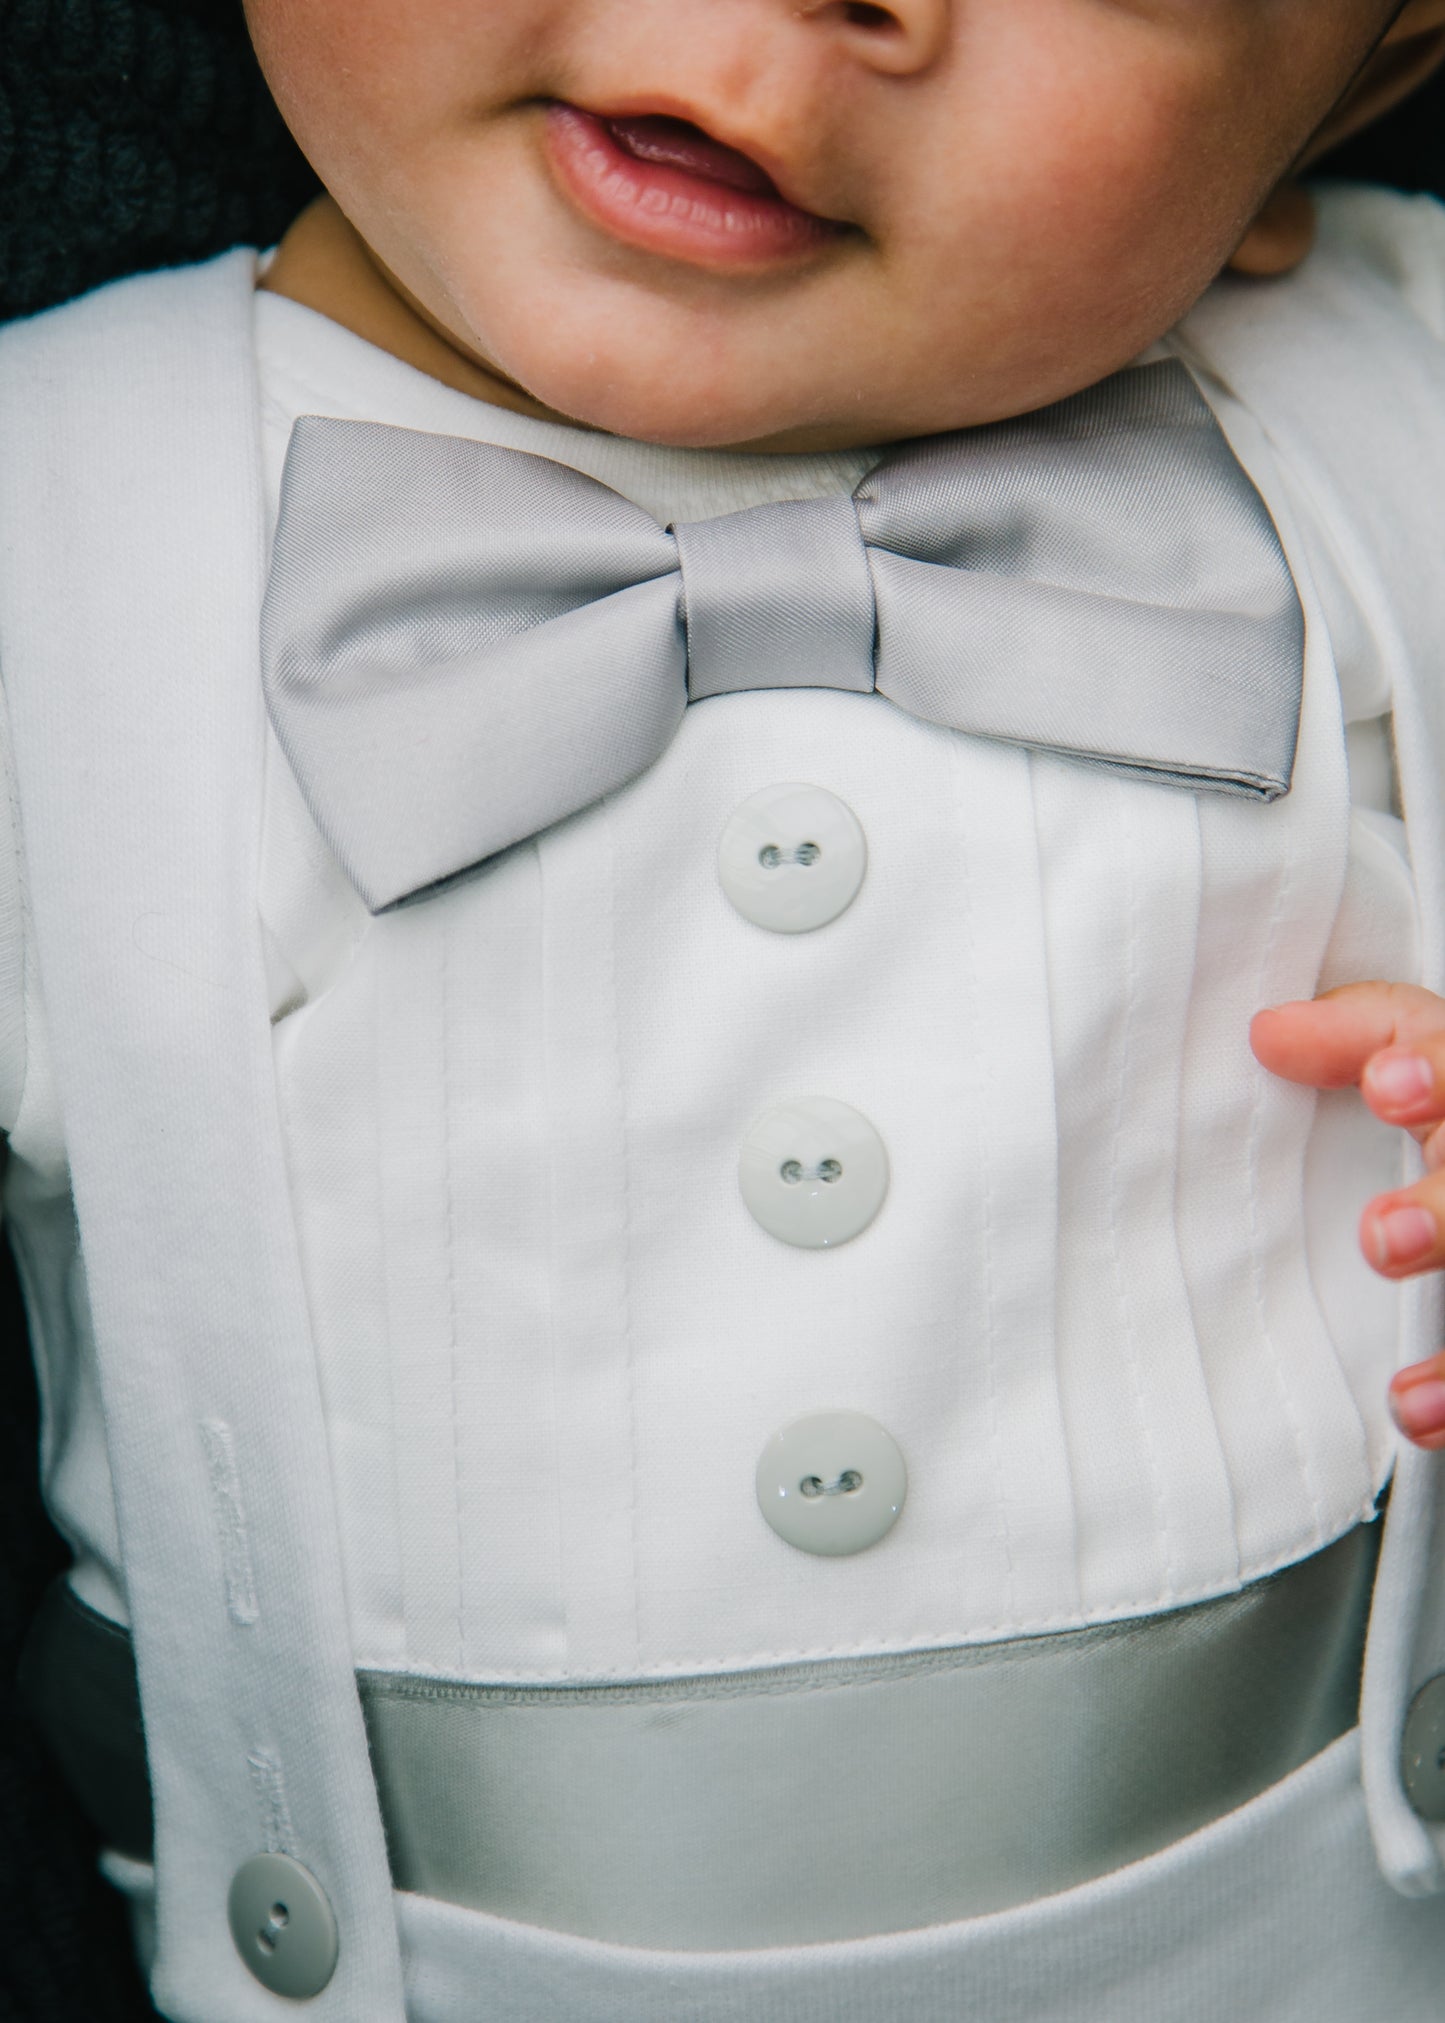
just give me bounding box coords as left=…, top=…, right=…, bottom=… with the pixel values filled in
left=758, top=842, right=823, bottom=870
left=778, top=1157, right=844, bottom=1185
left=256, top=1902, right=291, bottom=1954
left=799, top=1469, right=863, bottom=1499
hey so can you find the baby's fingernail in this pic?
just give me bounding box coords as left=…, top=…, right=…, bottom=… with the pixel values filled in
left=1365, top=1053, right=1434, bottom=1106
left=1369, top=1206, right=1437, bottom=1267
left=1390, top=1380, right=1445, bottom=1441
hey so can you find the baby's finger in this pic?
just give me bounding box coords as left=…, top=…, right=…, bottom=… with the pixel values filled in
left=1360, top=1036, right=1445, bottom=1130
left=1251, top=981, right=1445, bottom=1092
left=1389, top=1353, right=1445, bottom=1452
left=1360, top=1171, right=1445, bottom=1279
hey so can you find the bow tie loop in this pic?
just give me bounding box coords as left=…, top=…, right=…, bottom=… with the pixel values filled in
left=673, top=496, right=875, bottom=702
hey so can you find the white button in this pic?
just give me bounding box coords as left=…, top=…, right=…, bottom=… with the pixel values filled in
left=228, top=1852, right=339, bottom=1999
left=718, top=784, right=866, bottom=933
left=739, top=1096, right=888, bottom=1248
left=757, top=1411, right=907, bottom=1555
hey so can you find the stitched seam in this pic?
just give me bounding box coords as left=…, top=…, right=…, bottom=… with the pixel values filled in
left=1028, top=758, right=1087, bottom=1614
left=356, top=1518, right=1372, bottom=1691
left=441, top=913, right=468, bottom=1671
left=1248, top=837, right=1328, bottom=1546
left=601, top=796, right=643, bottom=1667
left=199, top=1418, right=259, bottom=1626
left=1108, top=795, right=1176, bottom=1601
left=373, top=966, right=409, bottom=1665
left=535, top=839, right=568, bottom=1665
left=355, top=1585, right=1295, bottom=1703
left=354, top=1596, right=1328, bottom=1680
left=246, top=1747, right=297, bottom=1858
left=955, top=747, right=1017, bottom=1617
left=1171, top=796, right=1243, bottom=1583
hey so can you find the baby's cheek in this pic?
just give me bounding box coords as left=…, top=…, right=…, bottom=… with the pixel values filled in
left=949, top=1, right=1343, bottom=369
left=243, top=0, right=533, bottom=170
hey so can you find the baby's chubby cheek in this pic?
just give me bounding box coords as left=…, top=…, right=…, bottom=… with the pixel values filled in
left=242, top=0, right=1376, bottom=448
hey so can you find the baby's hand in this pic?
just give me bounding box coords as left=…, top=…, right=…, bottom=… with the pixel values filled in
left=1251, top=982, right=1445, bottom=1453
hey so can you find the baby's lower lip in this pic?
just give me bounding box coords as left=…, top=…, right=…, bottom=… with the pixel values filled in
left=543, top=103, right=841, bottom=269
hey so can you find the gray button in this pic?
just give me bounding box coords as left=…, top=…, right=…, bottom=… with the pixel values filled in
left=718, top=784, right=866, bottom=933
left=739, top=1096, right=888, bottom=1248
left=757, top=1411, right=908, bottom=1555
left=228, top=1852, right=339, bottom=1999
left=1402, top=1674, right=1445, bottom=1822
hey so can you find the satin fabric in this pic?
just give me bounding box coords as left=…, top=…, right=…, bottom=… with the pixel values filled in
left=261, top=363, right=1303, bottom=910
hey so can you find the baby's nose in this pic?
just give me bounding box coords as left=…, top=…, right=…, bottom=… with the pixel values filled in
left=792, top=0, right=951, bottom=77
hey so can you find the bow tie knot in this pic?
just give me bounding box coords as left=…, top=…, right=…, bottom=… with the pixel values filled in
left=262, top=360, right=1303, bottom=914
left=675, top=497, right=876, bottom=702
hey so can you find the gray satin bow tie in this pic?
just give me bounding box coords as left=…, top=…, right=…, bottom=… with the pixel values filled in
left=261, top=360, right=1303, bottom=913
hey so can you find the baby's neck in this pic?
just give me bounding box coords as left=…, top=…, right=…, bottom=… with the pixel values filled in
left=260, top=198, right=593, bottom=431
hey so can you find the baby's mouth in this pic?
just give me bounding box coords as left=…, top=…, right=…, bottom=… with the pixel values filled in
left=598, top=115, right=785, bottom=201
left=543, top=103, right=843, bottom=268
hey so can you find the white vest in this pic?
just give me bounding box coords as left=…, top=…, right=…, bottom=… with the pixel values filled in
left=3, top=187, right=1445, bottom=2020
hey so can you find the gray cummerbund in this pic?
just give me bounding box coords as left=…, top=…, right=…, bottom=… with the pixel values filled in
left=21, top=1520, right=1379, bottom=1950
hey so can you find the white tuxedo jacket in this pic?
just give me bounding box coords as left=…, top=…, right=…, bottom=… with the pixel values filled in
left=2, top=185, right=1445, bottom=2019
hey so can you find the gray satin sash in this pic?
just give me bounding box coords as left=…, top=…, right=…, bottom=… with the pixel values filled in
left=261, top=361, right=1303, bottom=912
left=23, top=1521, right=1377, bottom=1948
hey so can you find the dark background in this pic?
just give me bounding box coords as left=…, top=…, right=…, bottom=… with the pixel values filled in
left=1, top=3, right=1443, bottom=2016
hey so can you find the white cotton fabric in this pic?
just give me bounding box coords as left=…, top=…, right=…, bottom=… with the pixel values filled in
left=243, top=281, right=1414, bottom=1681
left=0, top=254, right=408, bottom=2023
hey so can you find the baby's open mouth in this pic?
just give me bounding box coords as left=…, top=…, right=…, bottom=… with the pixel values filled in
left=543, top=103, right=843, bottom=268
left=598, top=114, right=785, bottom=201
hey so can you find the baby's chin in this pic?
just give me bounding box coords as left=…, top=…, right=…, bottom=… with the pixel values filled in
left=443, top=285, right=929, bottom=451
left=461, top=300, right=1162, bottom=453
left=480, top=341, right=887, bottom=453
left=471, top=345, right=1013, bottom=454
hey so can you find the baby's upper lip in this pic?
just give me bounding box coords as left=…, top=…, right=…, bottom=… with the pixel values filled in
left=565, top=96, right=837, bottom=222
